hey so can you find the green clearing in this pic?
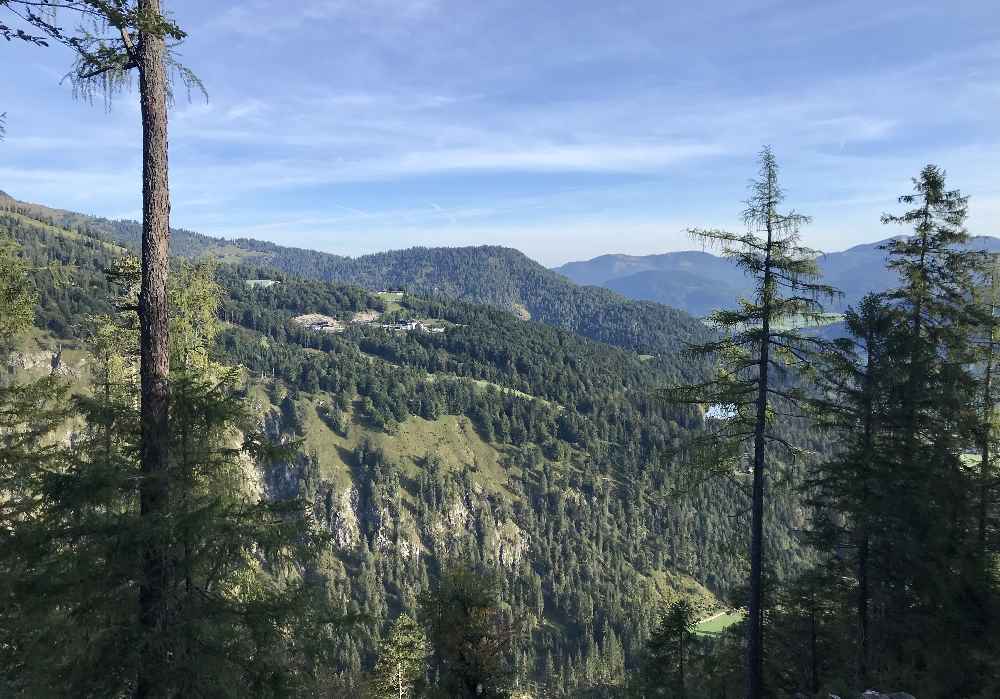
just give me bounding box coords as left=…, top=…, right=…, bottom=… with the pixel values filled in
left=198, top=243, right=261, bottom=265
left=375, top=291, right=405, bottom=313
left=645, top=569, right=719, bottom=611
left=694, top=609, right=744, bottom=636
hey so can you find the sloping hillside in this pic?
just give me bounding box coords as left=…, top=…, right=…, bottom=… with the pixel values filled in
left=0, top=190, right=709, bottom=355
left=3, top=201, right=809, bottom=693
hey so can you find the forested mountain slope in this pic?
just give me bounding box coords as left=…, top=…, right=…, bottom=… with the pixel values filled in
left=555, top=236, right=1000, bottom=316
left=0, top=201, right=818, bottom=694
left=0, top=191, right=708, bottom=355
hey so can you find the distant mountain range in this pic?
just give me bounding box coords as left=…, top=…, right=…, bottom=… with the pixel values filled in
left=553, top=236, right=1000, bottom=316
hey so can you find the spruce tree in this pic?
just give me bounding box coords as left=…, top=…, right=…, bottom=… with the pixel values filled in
left=878, top=166, right=986, bottom=689
left=972, top=256, right=1000, bottom=583
left=369, top=613, right=430, bottom=699
left=0, top=259, right=337, bottom=697
left=419, top=565, right=515, bottom=698
left=802, top=166, right=995, bottom=693
left=805, top=294, right=897, bottom=686
left=0, top=229, right=73, bottom=693
left=664, top=147, right=837, bottom=698
left=643, top=599, right=699, bottom=697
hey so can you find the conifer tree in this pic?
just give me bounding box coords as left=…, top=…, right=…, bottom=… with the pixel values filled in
left=664, top=147, right=837, bottom=698
left=805, top=294, right=897, bottom=685
left=370, top=613, right=430, bottom=699
left=419, top=565, right=515, bottom=698
left=643, top=599, right=699, bottom=697
left=0, top=259, right=337, bottom=697
left=973, top=257, right=1000, bottom=583
left=0, top=228, right=73, bottom=694
left=0, top=235, right=36, bottom=349
left=875, top=165, right=988, bottom=690
left=800, top=167, right=995, bottom=694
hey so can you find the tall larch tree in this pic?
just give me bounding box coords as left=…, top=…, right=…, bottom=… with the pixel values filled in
left=0, top=4, right=202, bottom=694
left=664, top=147, right=838, bottom=699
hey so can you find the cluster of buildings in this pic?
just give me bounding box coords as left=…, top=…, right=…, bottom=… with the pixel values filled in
left=292, top=312, right=445, bottom=335
left=381, top=320, right=446, bottom=334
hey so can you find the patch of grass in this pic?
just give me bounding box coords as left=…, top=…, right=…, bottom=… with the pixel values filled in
left=375, top=291, right=404, bottom=314
left=694, top=610, right=744, bottom=636
left=200, top=244, right=262, bottom=265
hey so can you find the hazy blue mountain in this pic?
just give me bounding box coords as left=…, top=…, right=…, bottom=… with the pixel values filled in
left=605, top=267, right=748, bottom=318
left=555, top=236, right=1000, bottom=316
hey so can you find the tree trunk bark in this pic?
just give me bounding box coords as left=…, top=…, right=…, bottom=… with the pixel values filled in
left=135, top=0, right=171, bottom=695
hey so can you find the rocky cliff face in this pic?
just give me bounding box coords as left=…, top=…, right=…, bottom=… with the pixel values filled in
left=260, top=403, right=526, bottom=569
left=6, top=349, right=85, bottom=379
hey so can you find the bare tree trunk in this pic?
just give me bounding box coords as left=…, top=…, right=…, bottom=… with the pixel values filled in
left=135, top=0, right=171, bottom=695
left=748, top=311, right=769, bottom=699
left=857, top=528, right=870, bottom=683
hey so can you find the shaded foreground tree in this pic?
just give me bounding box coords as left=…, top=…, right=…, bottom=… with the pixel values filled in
left=973, top=257, right=1000, bottom=584
left=663, top=147, right=838, bottom=698
left=643, top=599, right=699, bottom=697
left=0, top=3, right=204, bottom=694
left=872, top=166, right=987, bottom=690
left=804, top=293, right=897, bottom=687
left=793, top=166, right=1000, bottom=696
left=0, top=260, right=339, bottom=696
left=418, top=565, right=516, bottom=698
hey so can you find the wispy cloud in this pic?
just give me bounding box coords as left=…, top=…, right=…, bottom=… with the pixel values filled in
left=3, top=0, right=999, bottom=265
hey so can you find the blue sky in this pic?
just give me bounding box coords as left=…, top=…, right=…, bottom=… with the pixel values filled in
left=2, top=0, right=999, bottom=265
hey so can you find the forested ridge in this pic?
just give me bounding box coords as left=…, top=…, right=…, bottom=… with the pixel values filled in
left=0, top=191, right=709, bottom=355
